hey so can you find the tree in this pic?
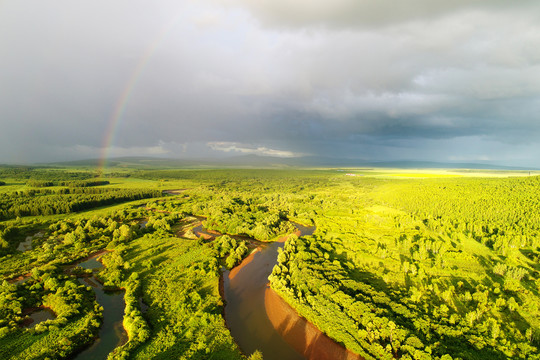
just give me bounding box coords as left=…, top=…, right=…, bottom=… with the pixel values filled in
left=248, top=350, right=263, bottom=360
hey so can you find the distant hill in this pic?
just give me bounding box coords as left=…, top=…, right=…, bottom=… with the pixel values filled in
left=42, top=155, right=539, bottom=171
left=366, top=160, right=534, bottom=170
left=48, top=157, right=207, bottom=169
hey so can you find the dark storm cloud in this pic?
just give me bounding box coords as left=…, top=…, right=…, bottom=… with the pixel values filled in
left=1, top=0, right=540, bottom=165
left=218, top=0, right=537, bottom=29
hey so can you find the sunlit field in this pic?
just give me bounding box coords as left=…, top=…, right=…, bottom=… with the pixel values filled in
left=0, top=166, right=539, bottom=360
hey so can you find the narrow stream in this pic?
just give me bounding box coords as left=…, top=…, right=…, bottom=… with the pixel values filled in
left=74, top=256, right=127, bottom=360
left=223, top=224, right=315, bottom=360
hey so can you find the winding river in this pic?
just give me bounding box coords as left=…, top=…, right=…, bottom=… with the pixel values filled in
left=222, top=223, right=362, bottom=360
left=74, top=255, right=127, bottom=360
left=10, top=252, right=128, bottom=358
left=14, top=216, right=356, bottom=359
left=223, top=224, right=315, bottom=359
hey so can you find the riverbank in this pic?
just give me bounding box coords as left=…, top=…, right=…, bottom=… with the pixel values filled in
left=265, top=288, right=362, bottom=360
left=221, top=222, right=362, bottom=360
left=74, top=252, right=128, bottom=360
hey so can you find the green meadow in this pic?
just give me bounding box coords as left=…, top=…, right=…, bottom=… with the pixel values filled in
left=0, top=165, right=539, bottom=359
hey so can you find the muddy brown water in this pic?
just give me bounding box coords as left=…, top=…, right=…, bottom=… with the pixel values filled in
left=223, top=223, right=319, bottom=359
left=265, top=288, right=362, bottom=360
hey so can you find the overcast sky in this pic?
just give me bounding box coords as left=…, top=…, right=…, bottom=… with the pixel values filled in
left=1, top=1, right=540, bottom=166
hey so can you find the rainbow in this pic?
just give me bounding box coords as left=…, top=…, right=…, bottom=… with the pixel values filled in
left=97, top=16, right=180, bottom=175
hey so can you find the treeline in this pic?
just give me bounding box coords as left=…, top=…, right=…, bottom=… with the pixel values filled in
left=0, top=167, right=94, bottom=181
left=26, top=180, right=110, bottom=188
left=26, top=180, right=54, bottom=187
left=0, top=188, right=161, bottom=220
left=59, top=180, right=110, bottom=187
left=0, top=181, right=5, bottom=186
left=131, top=168, right=334, bottom=183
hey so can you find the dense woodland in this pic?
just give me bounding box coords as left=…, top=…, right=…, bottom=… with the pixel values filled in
left=0, top=188, right=161, bottom=220
left=0, top=166, right=539, bottom=359
left=271, top=176, right=540, bottom=360
left=0, top=167, right=93, bottom=181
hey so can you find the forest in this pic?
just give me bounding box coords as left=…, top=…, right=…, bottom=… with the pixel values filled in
left=0, top=166, right=539, bottom=359
left=0, top=187, right=161, bottom=220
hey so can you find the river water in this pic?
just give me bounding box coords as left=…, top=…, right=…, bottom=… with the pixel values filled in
left=223, top=224, right=315, bottom=360
left=74, top=256, right=127, bottom=360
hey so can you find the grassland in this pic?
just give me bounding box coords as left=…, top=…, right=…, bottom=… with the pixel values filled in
left=0, top=165, right=539, bottom=359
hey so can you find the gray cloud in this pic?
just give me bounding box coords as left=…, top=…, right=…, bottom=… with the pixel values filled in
left=1, top=1, right=540, bottom=166
left=217, top=0, right=539, bottom=29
